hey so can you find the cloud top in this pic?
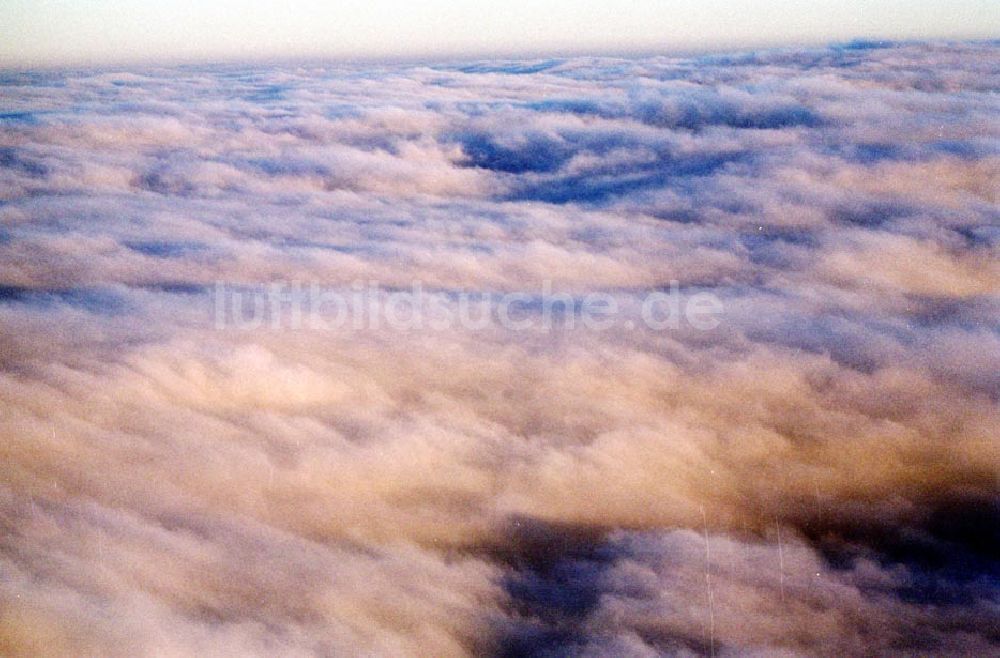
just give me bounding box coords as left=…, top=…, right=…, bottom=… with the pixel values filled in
left=1, top=40, right=998, bottom=656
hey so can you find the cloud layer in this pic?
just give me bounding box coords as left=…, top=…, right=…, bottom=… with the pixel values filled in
left=1, top=40, right=999, bottom=656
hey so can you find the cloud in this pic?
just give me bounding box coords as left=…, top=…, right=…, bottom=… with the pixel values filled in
left=1, top=40, right=998, bottom=655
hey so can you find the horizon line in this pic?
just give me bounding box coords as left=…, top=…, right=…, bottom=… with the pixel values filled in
left=2, top=32, right=997, bottom=73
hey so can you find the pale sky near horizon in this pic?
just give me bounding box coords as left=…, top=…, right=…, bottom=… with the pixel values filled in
left=1, top=0, right=997, bottom=67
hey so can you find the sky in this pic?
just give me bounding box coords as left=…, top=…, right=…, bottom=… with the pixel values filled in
left=1, top=0, right=998, bottom=66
